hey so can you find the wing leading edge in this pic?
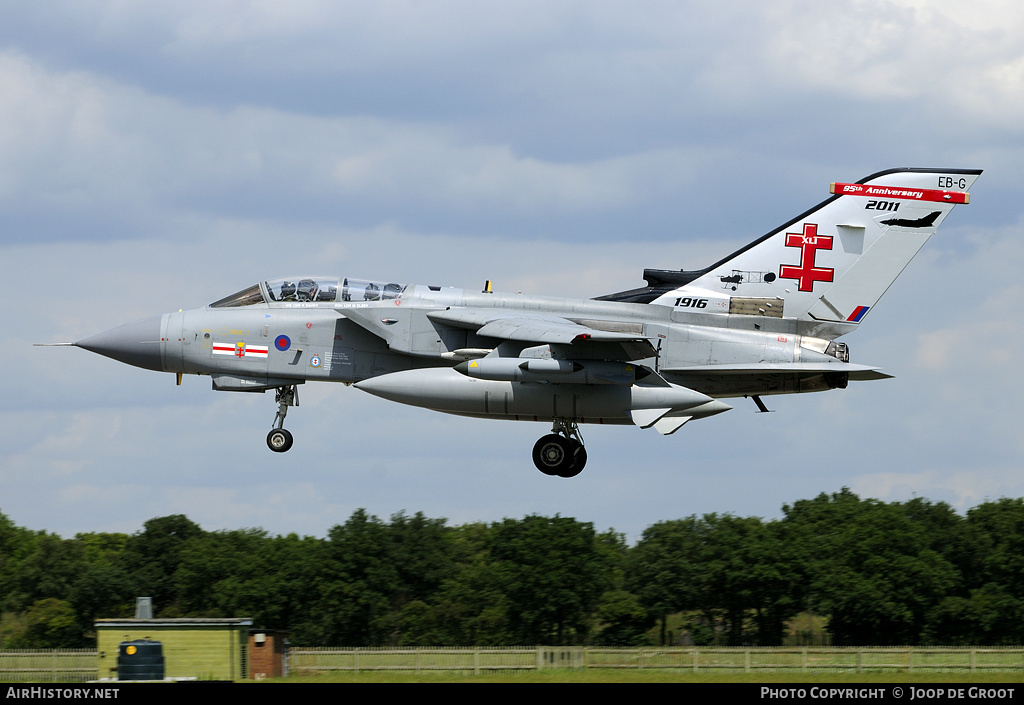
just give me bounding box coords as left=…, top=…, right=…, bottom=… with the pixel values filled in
left=425, top=308, right=657, bottom=361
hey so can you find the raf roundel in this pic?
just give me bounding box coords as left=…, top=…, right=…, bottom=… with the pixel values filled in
left=274, top=335, right=291, bottom=352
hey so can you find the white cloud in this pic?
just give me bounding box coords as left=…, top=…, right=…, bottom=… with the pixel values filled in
left=0, top=50, right=728, bottom=242
left=852, top=463, right=1024, bottom=512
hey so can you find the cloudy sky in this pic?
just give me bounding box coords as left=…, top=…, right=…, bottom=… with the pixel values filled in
left=3, top=1, right=1023, bottom=542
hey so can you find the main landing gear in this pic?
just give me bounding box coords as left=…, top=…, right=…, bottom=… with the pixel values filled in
left=266, top=385, right=299, bottom=453
left=532, top=418, right=587, bottom=478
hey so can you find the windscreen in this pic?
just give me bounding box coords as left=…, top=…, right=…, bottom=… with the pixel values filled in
left=210, top=284, right=265, bottom=308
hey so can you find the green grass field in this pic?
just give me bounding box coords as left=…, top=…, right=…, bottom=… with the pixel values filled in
left=267, top=670, right=1024, bottom=684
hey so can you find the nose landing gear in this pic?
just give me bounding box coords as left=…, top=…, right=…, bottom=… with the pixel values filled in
left=266, top=385, right=299, bottom=453
left=532, top=418, right=587, bottom=477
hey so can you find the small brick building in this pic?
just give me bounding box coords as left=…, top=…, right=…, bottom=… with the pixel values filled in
left=248, top=629, right=290, bottom=679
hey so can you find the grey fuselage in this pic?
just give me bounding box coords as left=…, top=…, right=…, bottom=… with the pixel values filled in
left=86, top=277, right=857, bottom=426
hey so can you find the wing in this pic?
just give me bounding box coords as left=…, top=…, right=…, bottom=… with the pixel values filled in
left=426, top=308, right=657, bottom=361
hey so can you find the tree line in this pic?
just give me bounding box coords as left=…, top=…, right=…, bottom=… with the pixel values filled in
left=1, top=489, right=1022, bottom=648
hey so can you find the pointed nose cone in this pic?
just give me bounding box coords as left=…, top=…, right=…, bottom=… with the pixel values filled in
left=76, top=314, right=165, bottom=371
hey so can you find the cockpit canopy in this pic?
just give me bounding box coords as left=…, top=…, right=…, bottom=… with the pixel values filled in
left=209, top=277, right=407, bottom=308
left=265, top=277, right=338, bottom=303
left=341, top=278, right=406, bottom=302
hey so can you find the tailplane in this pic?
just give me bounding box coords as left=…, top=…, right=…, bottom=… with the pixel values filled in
left=612, top=168, right=981, bottom=326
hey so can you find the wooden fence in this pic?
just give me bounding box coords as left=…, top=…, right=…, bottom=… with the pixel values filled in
left=3, top=646, right=1023, bottom=681
left=290, top=646, right=1024, bottom=675
left=0, top=650, right=98, bottom=683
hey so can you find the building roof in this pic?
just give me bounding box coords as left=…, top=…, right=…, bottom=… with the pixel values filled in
left=95, top=618, right=253, bottom=627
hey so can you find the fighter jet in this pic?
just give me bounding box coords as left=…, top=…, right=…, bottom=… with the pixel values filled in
left=55, top=167, right=980, bottom=477
left=880, top=210, right=941, bottom=228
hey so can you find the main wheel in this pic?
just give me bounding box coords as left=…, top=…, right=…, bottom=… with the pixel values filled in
left=560, top=442, right=587, bottom=478
left=267, top=428, right=293, bottom=453
left=533, top=434, right=570, bottom=476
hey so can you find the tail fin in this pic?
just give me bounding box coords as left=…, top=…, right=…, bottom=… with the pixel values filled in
left=650, top=167, right=981, bottom=325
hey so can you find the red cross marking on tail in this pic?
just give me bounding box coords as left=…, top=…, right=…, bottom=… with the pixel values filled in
left=779, top=223, right=834, bottom=292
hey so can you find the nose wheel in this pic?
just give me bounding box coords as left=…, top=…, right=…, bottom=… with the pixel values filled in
left=267, top=385, right=299, bottom=453
left=532, top=418, right=587, bottom=477
left=267, top=427, right=293, bottom=452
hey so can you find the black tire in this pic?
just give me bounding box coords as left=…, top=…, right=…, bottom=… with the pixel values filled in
left=560, top=442, right=587, bottom=478
left=267, top=428, right=293, bottom=453
left=532, top=434, right=570, bottom=476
